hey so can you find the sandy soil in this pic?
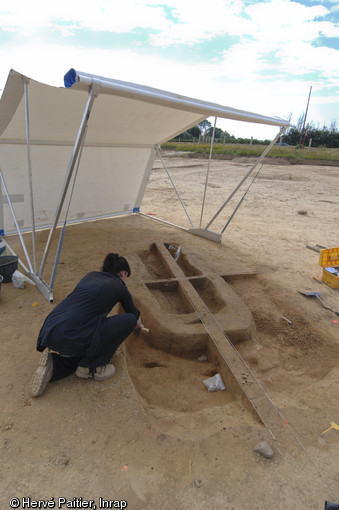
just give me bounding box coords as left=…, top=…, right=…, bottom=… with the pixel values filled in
left=0, top=152, right=338, bottom=510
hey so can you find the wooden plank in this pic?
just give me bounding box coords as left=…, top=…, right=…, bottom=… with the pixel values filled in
left=129, top=270, right=257, bottom=286
left=153, top=240, right=284, bottom=438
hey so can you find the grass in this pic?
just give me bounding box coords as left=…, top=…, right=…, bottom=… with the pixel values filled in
left=161, top=142, right=339, bottom=162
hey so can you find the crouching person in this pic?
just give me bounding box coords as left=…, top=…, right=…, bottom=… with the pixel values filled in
left=30, top=253, right=143, bottom=397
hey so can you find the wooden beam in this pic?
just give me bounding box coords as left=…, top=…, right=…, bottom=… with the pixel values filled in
left=129, top=270, right=257, bottom=286
left=153, top=240, right=284, bottom=438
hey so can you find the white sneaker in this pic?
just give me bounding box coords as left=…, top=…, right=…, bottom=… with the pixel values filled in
left=76, top=364, right=115, bottom=381
left=30, top=350, right=53, bottom=397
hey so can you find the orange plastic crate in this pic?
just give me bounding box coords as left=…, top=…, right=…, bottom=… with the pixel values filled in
left=319, top=247, right=339, bottom=267
left=321, top=268, right=339, bottom=289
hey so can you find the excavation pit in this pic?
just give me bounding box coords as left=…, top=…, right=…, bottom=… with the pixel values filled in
left=125, top=333, right=234, bottom=412
left=146, top=280, right=194, bottom=314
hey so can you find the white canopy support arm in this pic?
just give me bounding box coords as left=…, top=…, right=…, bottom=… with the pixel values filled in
left=65, top=69, right=290, bottom=129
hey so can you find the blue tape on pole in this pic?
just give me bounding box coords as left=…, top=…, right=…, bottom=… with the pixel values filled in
left=133, top=207, right=140, bottom=213
left=64, top=68, right=77, bottom=88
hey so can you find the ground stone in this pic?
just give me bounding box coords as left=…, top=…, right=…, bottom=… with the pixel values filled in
left=254, top=442, right=274, bottom=459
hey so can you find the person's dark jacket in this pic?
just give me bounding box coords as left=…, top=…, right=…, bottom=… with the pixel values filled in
left=36, top=271, right=140, bottom=357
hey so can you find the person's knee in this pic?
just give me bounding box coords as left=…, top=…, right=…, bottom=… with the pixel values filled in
left=127, top=313, right=138, bottom=329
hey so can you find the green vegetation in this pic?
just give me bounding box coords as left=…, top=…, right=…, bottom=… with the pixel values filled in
left=161, top=142, right=339, bottom=162
left=164, top=119, right=339, bottom=162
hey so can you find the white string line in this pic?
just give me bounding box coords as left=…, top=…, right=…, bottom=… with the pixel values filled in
left=177, top=275, right=339, bottom=500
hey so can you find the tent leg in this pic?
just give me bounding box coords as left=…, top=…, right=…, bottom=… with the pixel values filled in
left=156, top=146, right=195, bottom=228
left=38, top=83, right=99, bottom=279
left=0, top=236, right=52, bottom=301
left=199, top=116, right=217, bottom=228
left=221, top=164, right=263, bottom=234
left=28, top=273, right=54, bottom=302
left=204, top=126, right=288, bottom=231
left=0, top=169, right=33, bottom=273
left=48, top=126, right=89, bottom=290
left=23, top=77, right=37, bottom=273
left=49, top=226, right=66, bottom=290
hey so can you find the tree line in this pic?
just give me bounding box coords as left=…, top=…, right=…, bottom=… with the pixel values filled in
left=171, top=119, right=339, bottom=148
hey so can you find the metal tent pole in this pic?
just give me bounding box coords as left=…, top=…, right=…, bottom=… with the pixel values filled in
left=38, top=81, right=100, bottom=278
left=49, top=127, right=88, bottom=290
left=199, top=117, right=217, bottom=228
left=0, top=170, right=33, bottom=272
left=68, top=70, right=290, bottom=129
left=23, top=77, right=37, bottom=272
left=156, top=146, right=195, bottom=228
left=205, top=126, right=287, bottom=231
left=220, top=164, right=263, bottom=234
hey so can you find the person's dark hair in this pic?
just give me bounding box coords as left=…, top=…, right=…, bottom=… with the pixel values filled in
left=102, top=253, right=131, bottom=277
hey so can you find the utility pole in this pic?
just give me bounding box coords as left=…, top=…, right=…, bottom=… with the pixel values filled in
left=299, top=86, right=312, bottom=148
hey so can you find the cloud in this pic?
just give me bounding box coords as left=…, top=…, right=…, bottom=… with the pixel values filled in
left=148, top=0, right=334, bottom=47
left=2, top=0, right=337, bottom=49
left=215, top=0, right=339, bottom=99
left=276, top=41, right=339, bottom=78
left=0, top=0, right=338, bottom=137
left=241, top=0, right=333, bottom=46
left=0, top=0, right=171, bottom=35
left=247, top=0, right=328, bottom=26
left=149, top=0, right=252, bottom=45
left=0, top=42, right=222, bottom=92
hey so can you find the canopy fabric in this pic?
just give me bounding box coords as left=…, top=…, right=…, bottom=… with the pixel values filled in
left=0, top=68, right=289, bottom=235
left=0, top=68, right=289, bottom=300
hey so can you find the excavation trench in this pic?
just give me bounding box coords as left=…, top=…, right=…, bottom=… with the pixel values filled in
left=124, top=241, right=283, bottom=431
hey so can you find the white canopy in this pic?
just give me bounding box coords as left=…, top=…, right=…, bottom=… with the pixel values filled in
left=0, top=68, right=289, bottom=300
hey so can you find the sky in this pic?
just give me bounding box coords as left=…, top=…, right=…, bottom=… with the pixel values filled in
left=0, top=0, right=338, bottom=139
